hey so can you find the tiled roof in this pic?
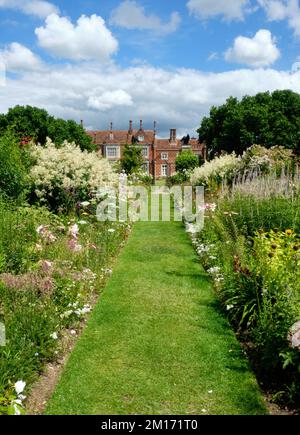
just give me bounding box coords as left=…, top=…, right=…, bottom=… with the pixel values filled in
left=86, top=129, right=155, bottom=145
left=155, top=139, right=180, bottom=150
left=86, top=129, right=206, bottom=150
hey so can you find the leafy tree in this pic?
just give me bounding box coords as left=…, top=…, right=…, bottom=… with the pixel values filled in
left=0, top=105, right=94, bottom=152
left=175, top=151, right=199, bottom=173
left=121, top=144, right=144, bottom=174
left=198, top=90, right=300, bottom=157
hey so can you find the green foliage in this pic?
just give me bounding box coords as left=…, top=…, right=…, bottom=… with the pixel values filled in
left=0, top=133, right=29, bottom=200
left=193, top=179, right=300, bottom=406
left=0, top=105, right=94, bottom=152
left=0, top=201, right=57, bottom=274
left=198, top=90, right=300, bottom=157
left=0, top=201, right=130, bottom=414
left=175, top=151, right=199, bottom=173
left=166, top=172, right=190, bottom=186
left=120, top=144, right=144, bottom=175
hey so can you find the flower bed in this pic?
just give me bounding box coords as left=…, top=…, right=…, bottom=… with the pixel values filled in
left=0, top=200, right=131, bottom=414
left=187, top=169, right=300, bottom=408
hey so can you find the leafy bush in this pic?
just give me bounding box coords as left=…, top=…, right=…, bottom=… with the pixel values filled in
left=30, top=139, right=118, bottom=212
left=0, top=134, right=29, bottom=200
left=175, top=151, right=199, bottom=173
left=190, top=153, right=240, bottom=190
left=120, top=144, right=144, bottom=175
left=166, top=172, right=190, bottom=186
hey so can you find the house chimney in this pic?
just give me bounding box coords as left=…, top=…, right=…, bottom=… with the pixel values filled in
left=110, top=122, right=113, bottom=132
left=80, top=120, right=83, bottom=128
left=170, top=129, right=176, bottom=142
left=129, top=120, right=133, bottom=134
left=153, top=121, right=157, bottom=135
left=140, top=120, right=143, bottom=130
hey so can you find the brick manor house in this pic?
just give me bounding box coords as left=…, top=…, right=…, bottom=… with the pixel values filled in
left=86, top=120, right=206, bottom=179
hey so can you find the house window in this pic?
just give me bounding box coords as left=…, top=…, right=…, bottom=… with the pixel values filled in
left=161, top=164, right=168, bottom=177
left=141, top=162, right=149, bottom=174
left=161, top=152, right=168, bottom=160
left=142, top=147, right=149, bottom=158
left=109, top=133, right=114, bottom=141
left=138, top=135, right=144, bottom=142
left=106, top=146, right=118, bottom=158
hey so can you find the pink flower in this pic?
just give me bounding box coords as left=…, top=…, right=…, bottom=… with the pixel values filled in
left=199, top=203, right=217, bottom=212
left=36, top=225, right=57, bottom=243
left=68, top=239, right=83, bottom=253
left=68, top=224, right=79, bottom=240
left=39, top=260, right=53, bottom=273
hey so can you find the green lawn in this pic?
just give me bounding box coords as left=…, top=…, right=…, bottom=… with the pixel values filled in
left=46, top=221, right=267, bottom=415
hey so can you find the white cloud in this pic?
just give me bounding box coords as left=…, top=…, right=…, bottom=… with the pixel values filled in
left=258, top=0, right=300, bottom=36
left=0, top=0, right=59, bottom=18
left=35, top=14, right=118, bottom=61
left=187, top=0, right=251, bottom=21
left=258, top=0, right=288, bottom=20
left=87, top=90, right=133, bottom=111
left=110, top=0, right=181, bottom=34
left=0, top=43, right=44, bottom=72
left=292, top=60, right=300, bottom=72
left=1, top=62, right=300, bottom=137
left=225, top=29, right=280, bottom=67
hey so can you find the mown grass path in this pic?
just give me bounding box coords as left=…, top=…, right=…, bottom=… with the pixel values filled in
left=46, top=222, right=267, bottom=415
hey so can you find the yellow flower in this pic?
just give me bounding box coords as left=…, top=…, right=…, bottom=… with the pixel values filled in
left=285, top=229, right=293, bottom=236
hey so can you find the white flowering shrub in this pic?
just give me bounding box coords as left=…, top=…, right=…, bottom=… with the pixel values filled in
left=30, top=139, right=118, bottom=212
left=190, top=153, right=241, bottom=189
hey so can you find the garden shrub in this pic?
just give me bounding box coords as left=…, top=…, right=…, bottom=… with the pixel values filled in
left=175, top=151, right=199, bottom=173
left=0, top=133, right=29, bottom=200
left=30, top=138, right=118, bottom=213
left=190, top=153, right=241, bottom=190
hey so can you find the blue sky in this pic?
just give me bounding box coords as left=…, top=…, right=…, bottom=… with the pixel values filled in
left=0, top=0, right=300, bottom=137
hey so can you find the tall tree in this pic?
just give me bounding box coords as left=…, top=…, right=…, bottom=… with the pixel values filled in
left=198, top=90, right=300, bottom=157
left=121, top=144, right=144, bottom=174
left=0, top=105, right=94, bottom=152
